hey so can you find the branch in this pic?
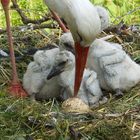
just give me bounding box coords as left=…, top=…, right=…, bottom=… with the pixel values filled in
left=0, top=23, right=57, bottom=34
left=11, top=0, right=51, bottom=24
left=113, top=7, right=140, bottom=23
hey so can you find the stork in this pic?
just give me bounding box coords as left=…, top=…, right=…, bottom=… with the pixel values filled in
left=95, top=5, right=110, bottom=30
left=59, top=32, right=140, bottom=96
left=44, top=0, right=101, bottom=96
left=23, top=47, right=61, bottom=100
left=1, top=0, right=27, bottom=97
left=47, top=50, right=103, bottom=106
left=59, top=5, right=110, bottom=52
left=87, top=39, right=140, bottom=96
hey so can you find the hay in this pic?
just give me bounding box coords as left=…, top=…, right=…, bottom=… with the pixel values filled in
left=0, top=26, right=140, bottom=139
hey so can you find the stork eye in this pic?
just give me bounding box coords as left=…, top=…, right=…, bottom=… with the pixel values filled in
left=58, top=61, right=67, bottom=67
left=63, top=43, right=75, bottom=54
left=63, top=42, right=69, bottom=47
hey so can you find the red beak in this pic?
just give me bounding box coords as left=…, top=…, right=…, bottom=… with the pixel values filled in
left=74, top=42, right=89, bottom=97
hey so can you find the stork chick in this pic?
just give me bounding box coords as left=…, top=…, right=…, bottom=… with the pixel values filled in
left=47, top=50, right=103, bottom=107
left=87, top=39, right=140, bottom=96
left=23, top=47, right=61, bottom=100
left=59, top=32, right=140, bottom=97
left=95, top=6, right=110, bottom=30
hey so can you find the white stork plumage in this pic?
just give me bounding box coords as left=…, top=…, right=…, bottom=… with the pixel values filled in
left=44, top=0, right=101, bottom=96
left=23, top=47, right=61, bottom=100
left=59, top=5, right=110, bottom=52
left=47, top=50, right=103, bottom=106
left=0, top=49, right=9, bottom=57
left=87, top=39, right=140, bottom=96
left=59, top=32, right=140, bottom=96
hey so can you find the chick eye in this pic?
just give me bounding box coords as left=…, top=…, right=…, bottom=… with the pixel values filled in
left=58, top=61, right=67, bottom=67
left=47, top=64, right=51, bottom=69
left=63, top=42, right=69, bottom=47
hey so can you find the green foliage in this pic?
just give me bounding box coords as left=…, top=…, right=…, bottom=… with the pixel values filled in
left=0, top=0, right=139, bottom=28
left=90, top=0, right=140, bottom=24
left=0, top=0, right=48, bottom=27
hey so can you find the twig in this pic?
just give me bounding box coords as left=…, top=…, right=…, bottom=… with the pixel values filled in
left=113, top=7, right=140, bottom=23
left=11, top=0, right=51, bottom=24
left=0, top=23, right=57, bottom=34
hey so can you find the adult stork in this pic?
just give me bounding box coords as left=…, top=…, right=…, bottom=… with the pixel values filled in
left=44, top=0, right=101, bottom=96
left=1, top=0, right=27, bottom=97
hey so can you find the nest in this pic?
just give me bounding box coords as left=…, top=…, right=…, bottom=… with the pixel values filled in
left=0, top=23, right=140, bottom=139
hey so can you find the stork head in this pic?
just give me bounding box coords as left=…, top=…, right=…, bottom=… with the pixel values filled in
left=95, top=6, right=110, bottom=30
left=59, top=32, right=75, bottom=54
left=47, top=51, right=75, bottom=80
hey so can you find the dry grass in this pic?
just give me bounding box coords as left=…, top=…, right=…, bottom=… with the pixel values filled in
left=0, top=26, right=140, bottom=140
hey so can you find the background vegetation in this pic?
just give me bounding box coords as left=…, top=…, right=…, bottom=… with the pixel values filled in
left=0, top=0, right=140, bottom=28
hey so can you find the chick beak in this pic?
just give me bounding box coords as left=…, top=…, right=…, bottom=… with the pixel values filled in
left=47, top=61, right=66, bottom=80
left=74, top=42, right=89, bottom=97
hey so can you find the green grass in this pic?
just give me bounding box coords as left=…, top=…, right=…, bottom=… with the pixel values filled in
left=0, top=0, right=140, bottom=27
left=0, top=84, right=140, bottom=140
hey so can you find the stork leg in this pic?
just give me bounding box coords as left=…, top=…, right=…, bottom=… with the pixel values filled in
left=1, top=0, right=27, bottom=97
left=50, top=10, right=69, bottom=33
left=74, top=42, right=89, bottom=96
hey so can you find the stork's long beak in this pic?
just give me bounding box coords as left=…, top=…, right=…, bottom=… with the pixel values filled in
left=74, top=42, right=89, bottom=97
left=47, top=61, right=67, bottom=80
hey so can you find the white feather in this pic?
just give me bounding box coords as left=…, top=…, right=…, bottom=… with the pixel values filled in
left=52, top=50, right=103, bottom=106
left=23, top=48, right=61, bottom=99
left=95, top=6, right=110, bottom=30
left=44, top=0, right=101, bottom=46
left=0, top=49, right=8, bottom=57
left=59, top=32, right=140, bottom=92
left=88, top=39, right=140, bottom=91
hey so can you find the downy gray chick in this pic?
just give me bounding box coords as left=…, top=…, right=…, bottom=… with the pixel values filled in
left=47, top=50, right=103, bottom=106
left=23, top=47, right=61, bottom=100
